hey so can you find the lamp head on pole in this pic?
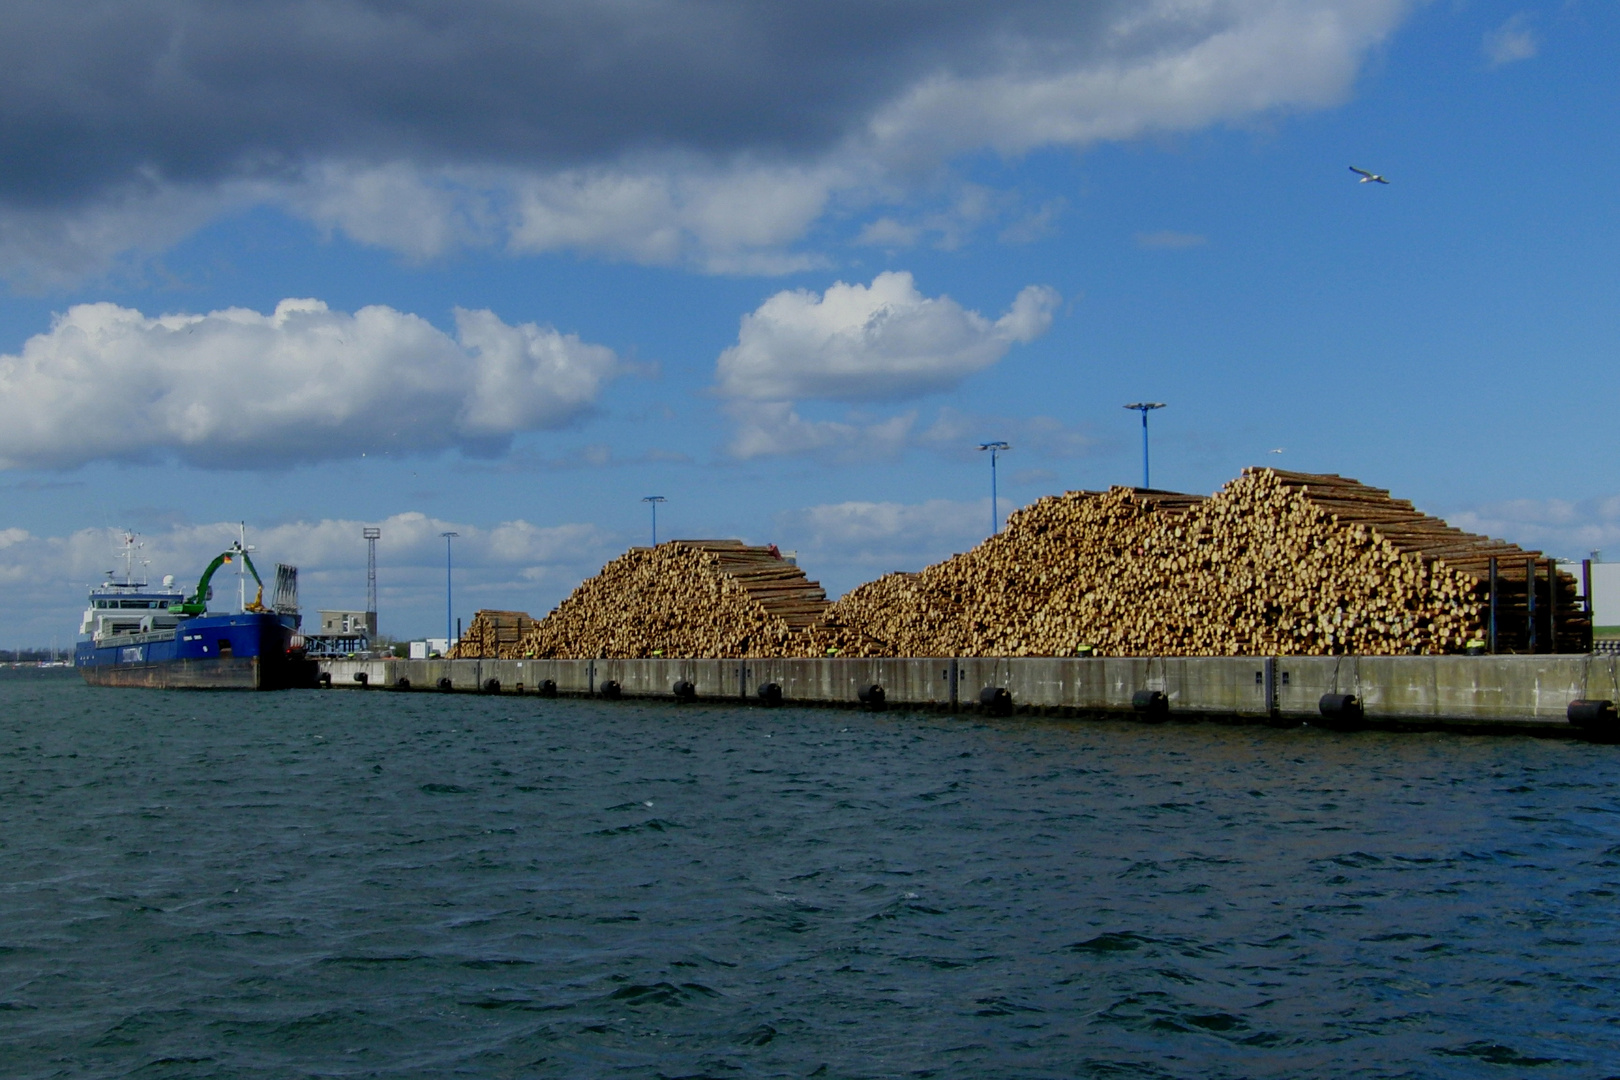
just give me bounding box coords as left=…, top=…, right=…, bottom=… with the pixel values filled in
left=641, top=495, right=666, bottom=504
left=978, top=441, right=1010, bottom=454
left=1123, top=402, right=1166, bottom=415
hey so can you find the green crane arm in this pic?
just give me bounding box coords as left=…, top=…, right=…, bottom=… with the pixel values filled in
left=168, top=547, right=266, bottom=616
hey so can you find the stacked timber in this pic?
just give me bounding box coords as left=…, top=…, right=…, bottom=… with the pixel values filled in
left=520, top=540, right=829, bottom=658
left=448, top=609, right=539, bottom=659
left=803, top=469, right=1586, bottom=657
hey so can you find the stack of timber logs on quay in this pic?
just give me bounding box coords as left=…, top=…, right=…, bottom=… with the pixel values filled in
left=512, top=540, right=829, bottom=659
left=806, top=468, right=1588, bottom=657
left=447, top=469, right=1589, bottom=661
left=447, top=610, right=538, bottom=660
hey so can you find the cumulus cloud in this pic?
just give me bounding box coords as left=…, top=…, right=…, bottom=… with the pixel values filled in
left=0, top=513, right=619, bottom=644
left=0, top=299, right=620, bottom=469
left=1484, top=15, right=1538, bottom=67
left=716, top=271, right=1059, bottom=403
left=0, top=1, right=1415, bottom=284
left=506, top=161, right=843, bottom=274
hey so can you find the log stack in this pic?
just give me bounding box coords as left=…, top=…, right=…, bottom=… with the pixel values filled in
left=448, top=609, right=540, bottom=659
left=802, top=468, right=1587, bottom=657
left=519, top=540, right=829, bottom=658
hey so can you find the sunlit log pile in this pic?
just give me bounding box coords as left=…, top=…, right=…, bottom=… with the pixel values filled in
left=447, top=610, right=539, bottom=659
left=518, top=540, right=829, bottom=658
left=800, top=468, right=1586, bottom=657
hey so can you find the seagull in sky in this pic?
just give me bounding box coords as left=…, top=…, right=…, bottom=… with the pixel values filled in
left=1350, top=166, right=1389, bottom=184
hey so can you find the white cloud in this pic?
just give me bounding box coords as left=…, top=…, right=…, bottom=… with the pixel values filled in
left=855, top=217, right=922, bottom=249
left=0, top=1, right=1415, bottom=285
left=0, top=177, right=271, bottom=292
left=715, top=271, right=1059, bottom=403
left=724, top=401, right=917, bottom=461
left=1447, top=495, right=1620, bottom=561
left=0, top=513, right=619, bottom=646
left=1484, top=14, right=1538, bottom=67
left=863, top=1, right=1409, bottom=167
left=0, top=299, right=621, bottom=469
left=506, top=160, right=844, bottom=274
left=287, top=163, right=499, bottom=261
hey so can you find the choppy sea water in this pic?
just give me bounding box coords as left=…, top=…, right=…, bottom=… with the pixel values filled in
left=3, top=670, right=1619, bottom=1079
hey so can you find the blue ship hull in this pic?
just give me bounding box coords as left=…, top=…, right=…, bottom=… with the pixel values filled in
left=76, top=612, right=317, bottom=690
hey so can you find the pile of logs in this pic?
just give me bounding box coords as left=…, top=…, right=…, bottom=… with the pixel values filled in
left=517, top=540, right=829, bottom=659
left=448, top=470, right=1584, bottom=660
left=803, top=469, right=1586, bottom=656
left=447, top=610, right=539, bottom=660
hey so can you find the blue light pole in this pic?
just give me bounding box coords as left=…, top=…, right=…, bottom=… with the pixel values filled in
left=441, top=531, right=458, bottom=646
left=1123, top=402, right=1166, bottom=488
left=642, top=496, right=666, bottom=546
left=979, top=442, right=1010, bottom=534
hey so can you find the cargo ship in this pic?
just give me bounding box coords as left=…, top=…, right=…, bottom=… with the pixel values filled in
left=75, top=531, right=317, bottom=690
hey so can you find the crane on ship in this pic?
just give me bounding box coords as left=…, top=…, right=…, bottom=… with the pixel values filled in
left=168, top=541, right=268, bottom=617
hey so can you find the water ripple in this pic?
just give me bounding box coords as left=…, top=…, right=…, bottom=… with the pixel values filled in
left=2, top=671, right=1619, bottom=1077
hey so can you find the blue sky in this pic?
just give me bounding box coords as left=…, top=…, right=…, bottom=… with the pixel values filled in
left=1, top=0, right=1616, bottom=645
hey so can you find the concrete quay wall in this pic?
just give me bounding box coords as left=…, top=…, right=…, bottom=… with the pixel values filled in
left=318, top=654, right=1620, bottom=735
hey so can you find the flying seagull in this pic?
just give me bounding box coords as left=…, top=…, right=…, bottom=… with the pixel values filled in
left=1350, top=166, right=1389, bottom=184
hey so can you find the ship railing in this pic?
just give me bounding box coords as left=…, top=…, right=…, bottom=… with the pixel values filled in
left=94, top=628, right=179, bottom=647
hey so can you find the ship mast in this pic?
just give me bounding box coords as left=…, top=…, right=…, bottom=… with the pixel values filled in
left=237, top=523, right=249, bottom=613
left=119, top=531, right=144, bottom=586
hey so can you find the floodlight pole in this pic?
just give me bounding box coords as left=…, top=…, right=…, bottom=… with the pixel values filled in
left=1124, top=402, right=1166, bottom=488
left=979, top=442, right=1010, bottom=534
left=441, top=531, right=459, bottom=646
left=642, top=496, right=666, bottom=547
left=362, top=527, right=381, bottom=640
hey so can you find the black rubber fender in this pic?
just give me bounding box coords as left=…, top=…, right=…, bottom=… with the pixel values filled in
left=353, top=671, right=369, bottom=687
left=1568, top=699, right=1617, bottom=734
left=672, top=679, right=697, bottom=703
left=757, top=681, right=783, bottom=707
left=599, top=679, right=621, bottom=700
left=437, top=676, right=453, bottom=691
left=537, top=679, right=557, bottom=698
left=979, top=686, right=1013, bottom=716
left=1131, top=689, right=1168, bottom=718
left=1319, top=692, right=1364, bottom=726
left=858, top=683, right=886, bottom=711
left=482, top=678, right=501, bottom=694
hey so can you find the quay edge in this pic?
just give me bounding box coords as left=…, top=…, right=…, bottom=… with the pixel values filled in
left=317, top=654, right=1620, bottom=736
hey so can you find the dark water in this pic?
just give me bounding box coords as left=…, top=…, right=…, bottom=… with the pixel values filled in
left=3, top=673, right=1619, bottom=1079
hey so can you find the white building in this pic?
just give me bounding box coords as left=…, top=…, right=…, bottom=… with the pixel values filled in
left=1584, top=562, right=1620, bottom=633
